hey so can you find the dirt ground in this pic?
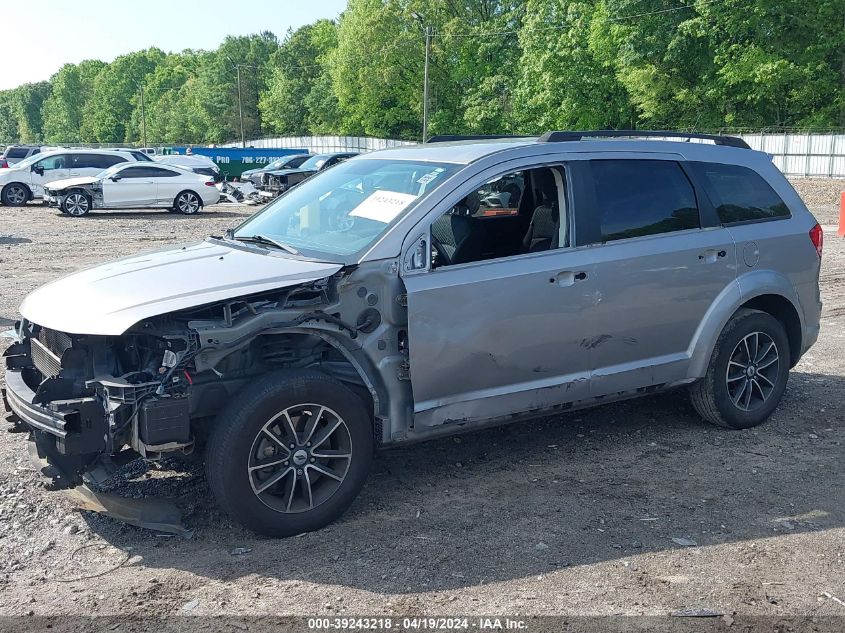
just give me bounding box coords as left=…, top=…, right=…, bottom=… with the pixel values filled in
left=0, top=179, right=844, bottom=625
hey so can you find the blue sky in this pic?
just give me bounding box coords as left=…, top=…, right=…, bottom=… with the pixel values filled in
left=0, top=0, right=349, bottom=90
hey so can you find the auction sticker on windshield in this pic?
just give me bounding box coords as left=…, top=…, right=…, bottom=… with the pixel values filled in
left=349, top=190, right=418, bottom=224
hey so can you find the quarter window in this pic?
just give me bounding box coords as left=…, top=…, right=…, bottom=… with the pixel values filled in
left=589, top=160, right=699, bottom=242
left=690, top=162, right=790, bottom=224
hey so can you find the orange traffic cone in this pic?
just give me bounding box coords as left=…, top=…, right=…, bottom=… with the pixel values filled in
left=840, top=192, right=845, bottom=237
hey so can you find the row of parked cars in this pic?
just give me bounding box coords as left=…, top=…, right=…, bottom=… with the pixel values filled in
left=0, top=145, right=222, bottom=216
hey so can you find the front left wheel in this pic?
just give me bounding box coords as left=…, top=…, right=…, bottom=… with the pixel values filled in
left=1, top=183, right=29, bottom=206
left=61, top=191, right=91, bottom=216
left=205, top=370, right=374, bottom=537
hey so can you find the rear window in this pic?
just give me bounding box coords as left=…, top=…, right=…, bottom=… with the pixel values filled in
left=588, top=160, right=700, bottom=242
left=5, top=147, right=29, bottom=159
left=691, top=162, right=790, bottom=224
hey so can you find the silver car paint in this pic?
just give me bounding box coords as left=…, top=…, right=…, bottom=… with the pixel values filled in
left=19, top=241, right=342, bottom=335
left=11, top=138, right=821, bottom=445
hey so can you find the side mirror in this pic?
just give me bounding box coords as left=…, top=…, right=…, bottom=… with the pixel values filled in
left=110, top=175, right=121, bottom=182
left=404, top=235, right=428, bottom=271
left=32, top=166, right=44, bottom=176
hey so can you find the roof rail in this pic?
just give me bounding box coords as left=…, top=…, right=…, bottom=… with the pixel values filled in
left=537, top=130, right=751, bottom=149
left=425, top=134, right=532, bottom=143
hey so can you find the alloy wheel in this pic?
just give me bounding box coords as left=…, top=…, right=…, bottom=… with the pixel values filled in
left=5, top=185, right=26, bottom=205
left=177, top=192, right=200, bottom=213
left=65, top=193, right=89, bottom=216
left=725, top=331, right=780, bottom=412
left=247, top=404, right=352, bottom=514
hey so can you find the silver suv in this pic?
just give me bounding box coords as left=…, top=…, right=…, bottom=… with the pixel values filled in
left=2, top=131, right=822, bottom=536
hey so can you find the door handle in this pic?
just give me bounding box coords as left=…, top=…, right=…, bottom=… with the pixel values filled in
left=550, top=271, right=588, bottom=287
left=698, top=249, right=727, bottom=263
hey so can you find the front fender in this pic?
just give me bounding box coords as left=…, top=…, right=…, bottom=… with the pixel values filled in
left=687, top=270, right=802, bottom=379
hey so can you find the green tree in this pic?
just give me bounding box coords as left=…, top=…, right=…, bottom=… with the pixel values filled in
left=260, top=20, right=340, bottom=135
left=82, top=49, right=165, bottom=142
left=41, top=60, right=106, bottom=143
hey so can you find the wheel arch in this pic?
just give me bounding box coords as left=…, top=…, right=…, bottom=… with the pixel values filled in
left=688, top=270, right=805, bottom=378
left=2, top=181, right=32, bottom=203
left=174, top=189, right=203, bottom=208
left=202, top=327, right=388, bottom=442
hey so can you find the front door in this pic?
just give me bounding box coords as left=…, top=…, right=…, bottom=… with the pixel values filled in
left=402, top=163, right=595, bottom=428
left=102, top=166, right=155, bottom=207
left=30, top=154, right=70, bottom=197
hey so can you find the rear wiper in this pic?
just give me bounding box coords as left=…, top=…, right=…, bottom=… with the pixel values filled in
left=232, top=234, right=300, bottom=255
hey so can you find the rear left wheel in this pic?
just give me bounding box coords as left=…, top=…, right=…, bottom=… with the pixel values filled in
left=206, top=370, right=374, bottom=537
left=173, top=191, right=201, bottom=214
left=690, top=309, right=790, bottom=429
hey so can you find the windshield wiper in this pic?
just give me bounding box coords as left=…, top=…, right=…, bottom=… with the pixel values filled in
left=232, top=234, right=300, bottom=255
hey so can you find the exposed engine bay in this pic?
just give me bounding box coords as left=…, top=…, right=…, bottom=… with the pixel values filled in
left=2, top=267, right=407, bottom=489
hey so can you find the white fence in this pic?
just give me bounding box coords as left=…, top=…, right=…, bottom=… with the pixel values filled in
left=736, top=133, right=845, bottom=178
left=225, top=135, right=416, bottom=154
left=231, top=133, right=845, bottom=178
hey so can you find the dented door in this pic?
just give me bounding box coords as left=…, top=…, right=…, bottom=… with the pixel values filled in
left=404, top=249, right=596, bottom=428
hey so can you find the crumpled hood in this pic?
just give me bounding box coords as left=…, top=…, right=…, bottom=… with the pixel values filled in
left=44, top=176, right=99, bottom=190
left=265, top=168, right=316, bottom=178
left=20, top=239, right=343, bottom=335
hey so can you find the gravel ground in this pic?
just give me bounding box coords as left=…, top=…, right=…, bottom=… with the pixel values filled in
left=0, top=182, right=844, bottom=625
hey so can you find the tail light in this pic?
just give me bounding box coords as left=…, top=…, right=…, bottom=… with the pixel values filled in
left=204, top=181, right=215, bottom=187
left=809, top=223, right=823, bottom=258
left=0, top=159, right=8, bottom=169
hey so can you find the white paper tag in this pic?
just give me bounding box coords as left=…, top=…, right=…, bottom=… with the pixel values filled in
left=349, top=190, right=418, bottom=224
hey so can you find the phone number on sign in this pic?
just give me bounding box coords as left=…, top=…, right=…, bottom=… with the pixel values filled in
left=308, top=618, right=472, bottom=630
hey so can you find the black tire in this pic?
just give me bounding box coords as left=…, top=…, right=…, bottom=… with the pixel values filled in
left=61, top=191, right=92, bottom=217
left=173, top=190, right=201, bottom=214
left=205, top=370, right=374, bottom=537
left=1, top=183, right=30, bottom=206
left=690, top=309, right=790, bottom=429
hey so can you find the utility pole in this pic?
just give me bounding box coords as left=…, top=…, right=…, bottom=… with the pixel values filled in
left=236, top=64, right=245, bottom=148
left=139, top=83, right=147, bottom=149
left=422, top=25, right=432, bottom=143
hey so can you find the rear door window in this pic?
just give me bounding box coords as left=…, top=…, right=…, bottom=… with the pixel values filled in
left=587, top=160, right=700, bottom=242
left=690, top=162, right=790, bottom=224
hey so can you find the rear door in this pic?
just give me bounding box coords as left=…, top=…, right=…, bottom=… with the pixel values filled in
left=573, top=158, right=738, bottom=395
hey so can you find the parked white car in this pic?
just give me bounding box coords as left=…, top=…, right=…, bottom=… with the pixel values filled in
left=0, top=148, right=139, bottom=205
left=43, top=162, right=221, bottom=216
left=155, top=154, right=220, bottom=180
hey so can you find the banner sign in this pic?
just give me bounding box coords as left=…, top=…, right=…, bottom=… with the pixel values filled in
left=164, top=146, right=310, bottom=178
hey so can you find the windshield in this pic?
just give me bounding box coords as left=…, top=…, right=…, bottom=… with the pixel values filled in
left=299, top=155, right=330, bottom=170
left=13, top=152, right=48, bottom=170
left=233, top=158, right=458, bottom=262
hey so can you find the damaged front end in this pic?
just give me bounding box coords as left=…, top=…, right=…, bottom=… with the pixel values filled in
left=2, top=268, right=385, bottom=491
left=3, top=317, right=198, bottom=487
left=43, top=182, right=103, bottom=209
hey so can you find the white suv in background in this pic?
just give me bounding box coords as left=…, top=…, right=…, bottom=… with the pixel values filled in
left=0, top=149, right=140, bottom=205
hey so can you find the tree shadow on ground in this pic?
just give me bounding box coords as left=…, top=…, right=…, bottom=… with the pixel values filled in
left=80, top=370, right=844, bottom=593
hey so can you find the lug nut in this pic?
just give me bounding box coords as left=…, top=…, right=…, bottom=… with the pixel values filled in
left=310, top=458, right=315, bottom=463
left=283, top=461, right=289, bottom=466
left=306, top=442, right=311, bottom=447
left=289, top=444, right=295, bottom=449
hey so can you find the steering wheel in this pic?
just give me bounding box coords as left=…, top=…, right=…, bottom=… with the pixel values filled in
left=430, top=237, right=451, bottom=268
